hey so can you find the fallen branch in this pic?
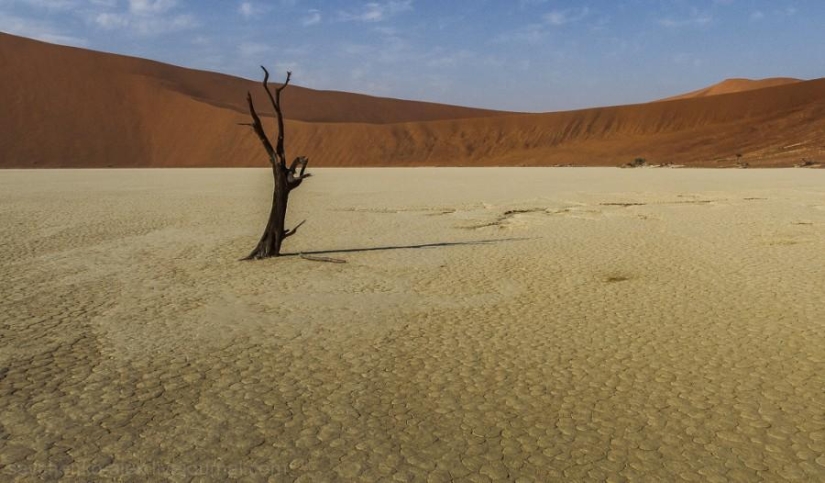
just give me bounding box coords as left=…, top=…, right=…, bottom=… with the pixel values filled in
left=299, top=254, right=347, bottom=264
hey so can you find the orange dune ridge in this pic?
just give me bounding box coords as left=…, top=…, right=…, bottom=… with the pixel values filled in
left=2, top=32, right=824, bottom=168
left=657, top=77, right=803, bottom=102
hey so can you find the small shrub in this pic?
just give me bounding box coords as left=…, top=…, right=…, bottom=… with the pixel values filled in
left=625, top=157, right=647, bottom=168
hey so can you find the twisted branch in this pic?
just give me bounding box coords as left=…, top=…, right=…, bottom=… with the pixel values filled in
left=245, top=93, right=275, bottom=163
left=260, top=67, right=291, bottom=166
left=287, top=156, right=311, bottom=190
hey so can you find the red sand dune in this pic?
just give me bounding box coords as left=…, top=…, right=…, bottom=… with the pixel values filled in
left=658, top=78, right=803, bottom=102
left=2, top=32, right=824, bottom=168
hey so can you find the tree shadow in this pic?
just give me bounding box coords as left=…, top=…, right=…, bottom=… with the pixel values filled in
left=282, top=237, right=532, bottom=257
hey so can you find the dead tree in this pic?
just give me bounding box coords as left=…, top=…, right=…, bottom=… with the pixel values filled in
left=242, top=67, right=310, bottom=260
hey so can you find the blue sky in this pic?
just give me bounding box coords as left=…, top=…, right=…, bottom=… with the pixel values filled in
left=1, top=0, right=823, bottom=111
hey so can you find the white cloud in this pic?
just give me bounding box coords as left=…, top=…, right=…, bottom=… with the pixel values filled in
left=493, top=7, right=591, bottom=45
left=129, top=0, right=178, bottom=15
left=0, top=11, right=86, bottom=45
left=238, top=2, right=253, bottom=17
left=94, top=12, right=196, bottom=34
left=492, top=23, right=547, bottom=44
left=338, top=27, right=417, bottom=65
left=94, top=11, right=128, bottom=28
left=518, top=0, right=548, bottom=7
left=746, top=6, right=798, bottom=23
left=658, top=12, right=712, bottom=28
left=672, top=52, right=703, bottom=67
left=340, top=0, right=412, bottom=22
left=424, top=49, right=473, bottom=68
left=238, top=1, right=267, bottom=19
left=341, top=42, right=372, bottom=55
left=190, top=35, right=209, bottom=45
left=544, top=7, right=590, bottom=26
left=302, top=8, right=320, bottom=26
left=89, top=0, right=196, bottom=35
left=238, top=41, right=271, bottom=58
left=1, top=0, right=117, bottom=10
left=12, top=0, right=79, bottom=11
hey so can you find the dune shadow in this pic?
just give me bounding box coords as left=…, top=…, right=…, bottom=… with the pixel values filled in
left=282, top=237, right=532, bottom=257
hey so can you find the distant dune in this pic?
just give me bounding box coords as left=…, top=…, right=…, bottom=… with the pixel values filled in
left=2, top=32, right=824, bottom=168
left=658, top=77, right=804, bottom=102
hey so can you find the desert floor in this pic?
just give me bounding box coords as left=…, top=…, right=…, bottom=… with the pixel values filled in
left=1, top=168, right=824, bottom=482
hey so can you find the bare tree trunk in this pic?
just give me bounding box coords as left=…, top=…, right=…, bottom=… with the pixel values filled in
left=243, top=68, right=310, bottom=260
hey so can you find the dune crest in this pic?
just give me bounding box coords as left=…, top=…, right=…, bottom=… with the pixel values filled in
left=1, top=33, right=824, bottom=168
left=658, top=77, right=804, bottom=101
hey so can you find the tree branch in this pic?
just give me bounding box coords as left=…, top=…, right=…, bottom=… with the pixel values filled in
left=284, top=219, right=306, bottom=238
left=275, top=71, right=291, bottom=166
left=260, top=66, right=277, bottom=118
left=276, top=71, right=292, bottom=94
left=260, top=67, right=291, bottom=167
left=288, top=156, right=304, bottom=174
left=287, top=156, right=311, bottom=190
left=246, top=92, right=276, bottom=163
left=300, top=254, right=346, bottom=264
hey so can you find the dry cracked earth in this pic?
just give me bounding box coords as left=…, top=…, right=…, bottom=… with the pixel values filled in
left=1, top=168, right=824, bottom=482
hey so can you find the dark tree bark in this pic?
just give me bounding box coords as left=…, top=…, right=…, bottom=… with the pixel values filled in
left=243, top=68, right=310, bottom=260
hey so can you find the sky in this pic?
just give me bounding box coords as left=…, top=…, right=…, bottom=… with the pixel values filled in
left=1, top=0, right=823, bottom=112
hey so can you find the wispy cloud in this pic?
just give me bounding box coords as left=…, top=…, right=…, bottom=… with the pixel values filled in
left=672, top=52, right=703, bottom=67
left=494, top=6, right=591, bottom=44
left=0, top=11, right=86, bottom=45
left=658, top=12, right=712, bottom=28
left=424, top=48, right=474, bottom=68
left=544, top=7, right=590, bottom=26
left=302, top=9, right=321, bottom=26
left=9, top=0, right=80, bottom=11
left=238, top=2, right=255, bottom=18
left=129, top=0, right=178, bottom=15
left=91, top=0, right=197, bottom=35
left=492, top=23, right=547, bottom=44
left=238, top=1, right=269, bottom=19
left=747, top=6, right=798, bottom=24
left=238, top=41, right=271, bottom=59
left=339, top=0, right=412, bottom=22
left=518, top=0, right=548, bottom=8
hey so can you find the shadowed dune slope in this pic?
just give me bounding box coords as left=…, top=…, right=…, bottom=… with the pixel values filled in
left=2, top=32, right=824, bottom=168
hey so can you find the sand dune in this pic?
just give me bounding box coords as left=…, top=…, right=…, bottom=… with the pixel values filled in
left=2, top=32, right=824, bottom=168
left=2, top=168, right=824, bottom=480
left=0, top=33, right=500, bottom=125
left=658, top=77, right=803, bottom=102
